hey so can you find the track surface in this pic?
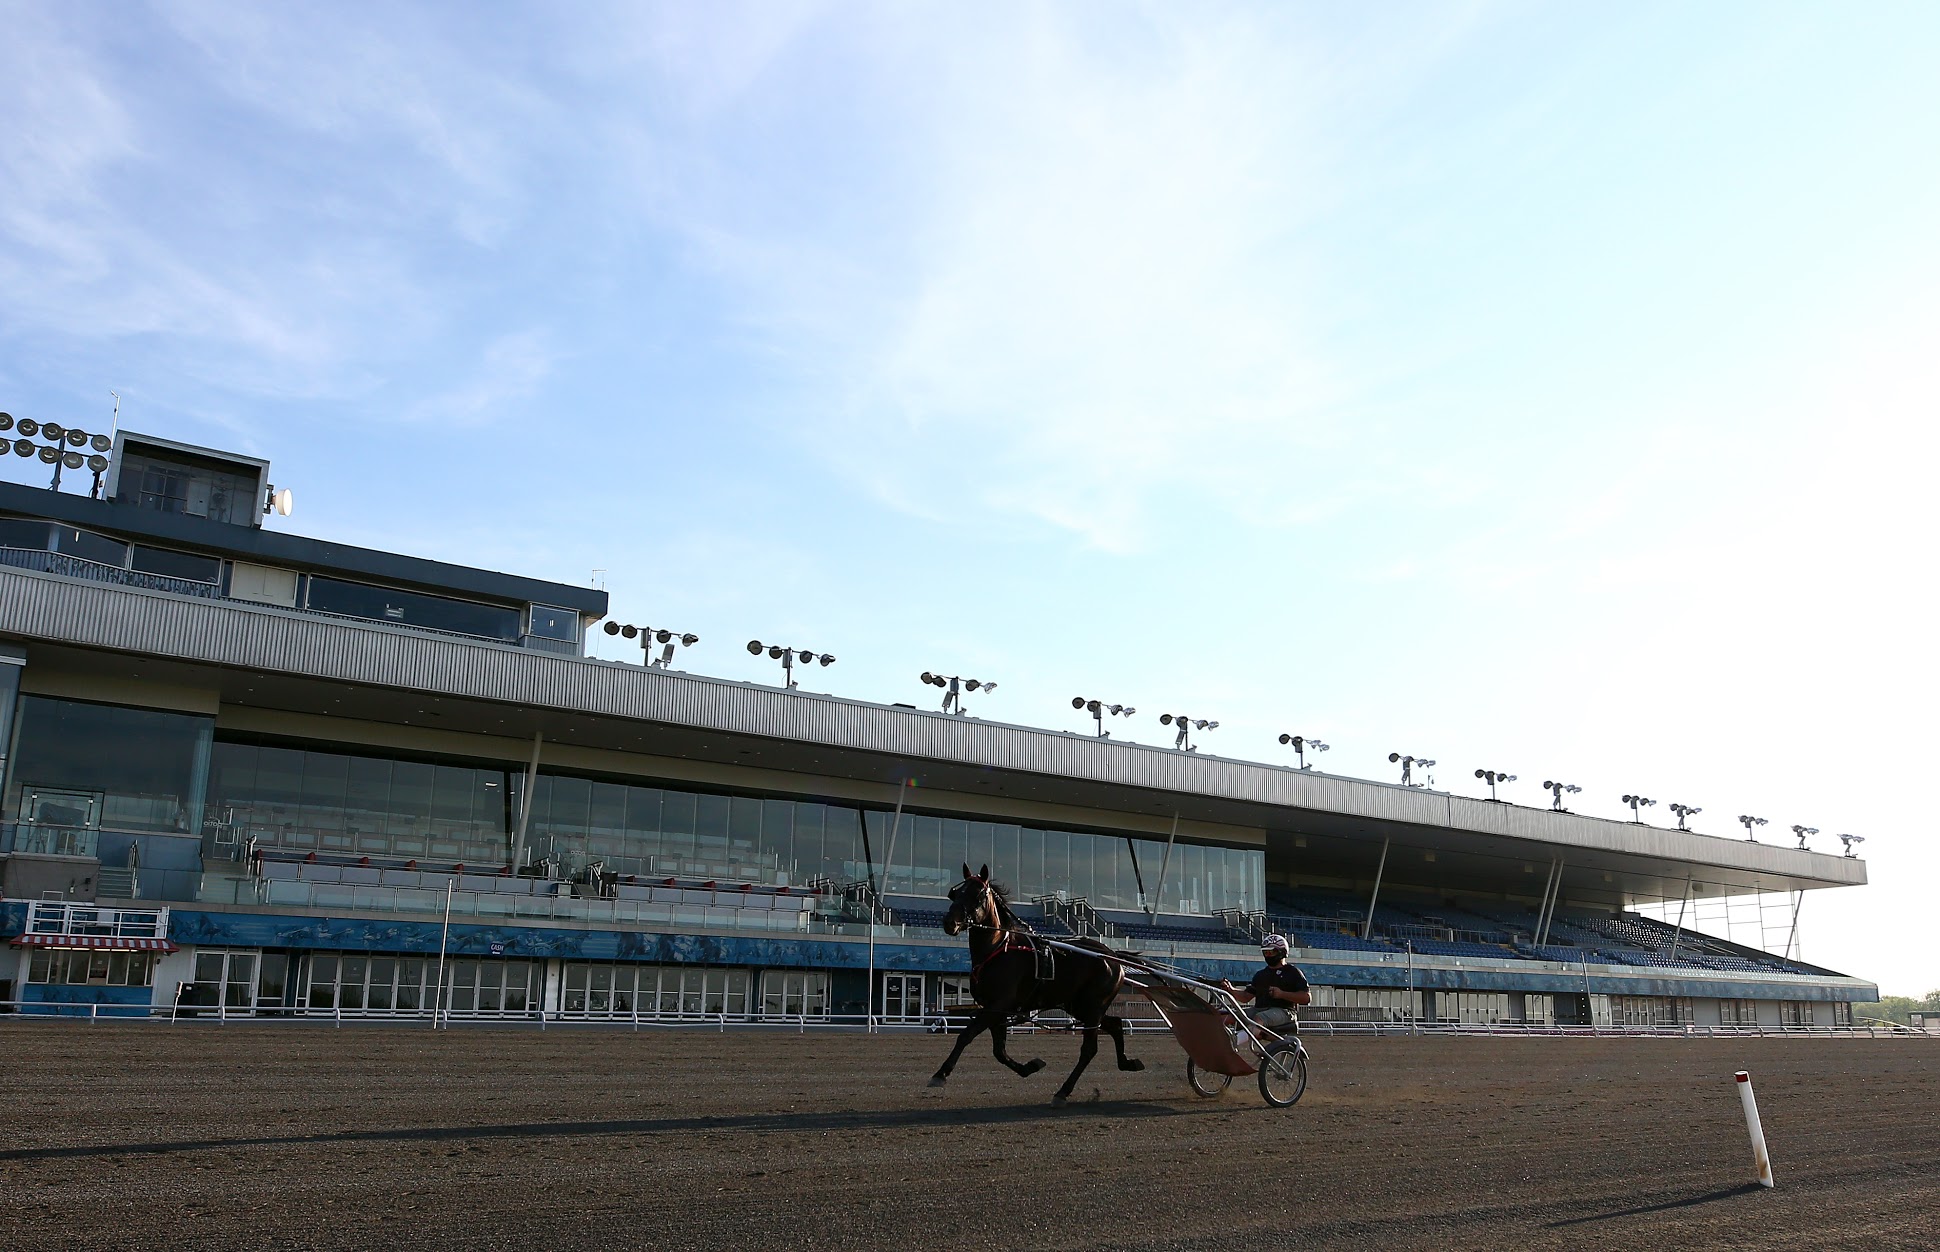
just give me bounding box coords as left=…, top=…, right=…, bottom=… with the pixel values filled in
left=1, top=1023, right=1934, bottom=1250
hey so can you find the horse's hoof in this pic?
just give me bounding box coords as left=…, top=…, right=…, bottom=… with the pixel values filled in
left=1051, top=1094, right=1069, bottom=1106
left=1023, top=1058, right=1046, bottom=1076
left=928, top=1076, right=947, bottom=1088
left=1121, top=1059, right=1146, bottom=1072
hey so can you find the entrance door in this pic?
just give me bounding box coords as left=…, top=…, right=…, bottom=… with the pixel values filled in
left=881, top=973, right=924, bottom=1022
left=183, top=950, right=260, bottom=1015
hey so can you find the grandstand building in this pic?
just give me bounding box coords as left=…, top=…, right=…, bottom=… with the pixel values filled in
left=0, top=431, right=1876, bottom=1027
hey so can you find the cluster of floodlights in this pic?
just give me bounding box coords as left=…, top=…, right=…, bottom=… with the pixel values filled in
left=746, top=640, right=834, bottom=690
left=1160, top=713, right=1219, bottom=752
left=1542, top=780, right=1583, bottom=810
left=603, top=621, right=698, bottom=668
left=923, top=672, right=995, bottom=715
left=1389, top=753, right=1436, bottom=787
left=0, top=413, right=112, bottom=493
left=1072, top=697, right=1137, bottom=738
left=1475, top=768, right=1516, bottom=801
left=1278, top=734, right=1328, bottom=770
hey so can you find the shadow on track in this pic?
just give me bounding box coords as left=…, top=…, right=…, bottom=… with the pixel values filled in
left=0, top=1100, right=1192, bottom=1163
left=1545, top=1182, right=1767, bottom=1226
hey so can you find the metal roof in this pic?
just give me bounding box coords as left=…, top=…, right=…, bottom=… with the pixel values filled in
left=0, top=479, right=607, bottom=615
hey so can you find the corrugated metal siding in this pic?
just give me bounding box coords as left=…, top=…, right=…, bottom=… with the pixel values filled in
left=0, top=566, right=1867, bottom=886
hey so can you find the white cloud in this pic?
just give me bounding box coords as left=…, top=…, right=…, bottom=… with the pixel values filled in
left=406, top=329, right=559, bottom=426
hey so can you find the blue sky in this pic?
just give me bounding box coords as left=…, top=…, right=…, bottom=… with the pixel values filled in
left=3, top=2, right=1936, bottom=995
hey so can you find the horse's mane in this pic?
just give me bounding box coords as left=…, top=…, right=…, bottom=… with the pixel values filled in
left=988, top=880, right=1012, bottom=905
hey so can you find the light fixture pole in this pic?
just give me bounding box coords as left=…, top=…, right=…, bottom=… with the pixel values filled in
left=1474, top=769, right=1516, bottom=802
left=1737, top=814, right=1768, bottom=842
left=604, top=621, right=699, bottom=667
left=1389, top=752, right=1435, bottom=787
left=1668, top=802, right=1702, bottom=831
left=1541, top=780, right=1581, bottom=811
left=1278, top=734, right=1329, bottom=770
left=921, top=672, right=996, bottom=715
left=1072, top=697, right=1136, bottom=738
left=1790, top=824, right=1818, bottom=850
left=746, top=640, right=835, bottom=689
left=1621, top=794, right=1657, bottom=823
left=1159, top=713, right=1218, bottom=752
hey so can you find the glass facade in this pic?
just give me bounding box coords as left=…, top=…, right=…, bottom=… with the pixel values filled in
left=28, top=950, right=157, bottom=986
left=204, top=736, right=1262, bottom=911
left=561, top=963, right=752, bottom=1017
left=303, top=953, right=536, bottom=1014
left=305, top=576, right=521, bottom=641
left=5, top=696, right=212, bottom=834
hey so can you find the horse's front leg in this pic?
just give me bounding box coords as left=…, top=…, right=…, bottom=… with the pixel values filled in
left=989, top=1017, right=1046, bottom=1078
left=929, top=1010, right=990, bottom=1086
left=1053, top=1025, right=1100, bottom=1104
left=1103, top=1014, right=1145, bottom=1071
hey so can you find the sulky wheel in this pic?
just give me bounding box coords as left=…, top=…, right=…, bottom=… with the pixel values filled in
left=1185, top=1058, right=1231, bottom=1098
left=1257, top=1039, right=1307, bottom=1107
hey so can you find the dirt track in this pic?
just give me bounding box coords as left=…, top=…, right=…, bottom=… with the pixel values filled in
left=0, top=1022, right=1934, bottom=1250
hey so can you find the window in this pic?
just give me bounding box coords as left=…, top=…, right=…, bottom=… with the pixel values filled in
left=131, top=544, right=221, bottom=583
left=51, top=526, right=130, bottom=567
left=0, top=517, right=51, bottom=550
left=305, top=576, right=520, bottom=641
left=6, top=697, right=213, bottom=833
left=526, top=604, right=579, bottom=642
left=27, top=950, right=157, bottom=986
left=760, top=970, right=830, bottom=1018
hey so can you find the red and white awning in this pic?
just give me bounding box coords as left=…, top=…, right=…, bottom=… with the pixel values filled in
left=9, top=934, right=177, bottom=952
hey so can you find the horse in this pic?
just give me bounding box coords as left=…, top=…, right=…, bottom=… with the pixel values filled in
left=928, top=863, right=1144, bottom=1104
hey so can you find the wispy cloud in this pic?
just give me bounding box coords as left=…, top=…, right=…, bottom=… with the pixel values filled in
left=406, top=329, right=559, bottom=426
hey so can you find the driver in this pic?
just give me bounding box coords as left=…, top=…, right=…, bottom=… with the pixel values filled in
left=1220, top=934, right=1311, bottom=1033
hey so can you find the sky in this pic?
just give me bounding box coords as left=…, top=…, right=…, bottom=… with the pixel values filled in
left=2, top=2, right=1936, bottom=996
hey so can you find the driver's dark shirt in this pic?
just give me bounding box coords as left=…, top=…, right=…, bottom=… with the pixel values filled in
left=1249, top=962, right=1309, bottom=1004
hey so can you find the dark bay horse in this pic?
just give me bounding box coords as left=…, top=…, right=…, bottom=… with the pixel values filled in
left=928, top=864, right=1144, bottom=1104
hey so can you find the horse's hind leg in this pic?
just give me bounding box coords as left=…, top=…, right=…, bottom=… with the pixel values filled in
left=990, top=1018, right=1046, bottom=1078
left=1052, top=1026, right=1100, bottom=1104
left=1104, top=1015, right=1144, bottom=1071
left=929, top=1012, right=990, bottom=1086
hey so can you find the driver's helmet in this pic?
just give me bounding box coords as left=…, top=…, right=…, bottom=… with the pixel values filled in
left=1260, top=933, right=1290, bottom=956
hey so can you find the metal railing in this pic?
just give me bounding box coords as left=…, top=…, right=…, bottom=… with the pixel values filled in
left=23, top=900, right=170, bottom=938
left=0, top=545, right=222, bottom=599
left=0, top=823, right=100, bottom=857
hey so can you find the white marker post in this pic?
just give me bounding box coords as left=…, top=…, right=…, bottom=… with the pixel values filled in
left=1735, top=1070, right=1776, bottom=1187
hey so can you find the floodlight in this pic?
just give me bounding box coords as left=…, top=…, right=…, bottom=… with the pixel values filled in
left=0, top=413, right=12, bottom=432
left=17, top=418, right=37, bottom=437
left=1837, top=833, right=1864, bottom=858
left=922, top=670, right=996, bottom=715
left=1668, top=802, right=1702, bottom=830
left=1074, top=695, right=1135, bottom=737
left=1790, top=824, right=1818, bottom=849
left=606, top=620, right=700, bottom=668
left=604, top=622, right=621, bottom=636
left=749, top=638, right=834, bottom=688
left=37, top=446, right=57, bottom=464
left=1475, top=769, right=1516, bottom=801
left=1737, top=814, right=1768, bottom=842
left=1541, top=780, right=1582, bottom=811
left=90, top=433, right=111, bottom=452
left=1160, top=712, right=1218, bottom=751
left=42, top=422, right=64, bottom=441
left=747, top=640, right=764, bottom=655
left=86, top=454, right=108, bottom=472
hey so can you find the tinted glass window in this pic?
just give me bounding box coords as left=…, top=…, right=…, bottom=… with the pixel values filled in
left=0, top=517, right=51, bottom=550
left=131, top=544, right=221, bottom=583
left=305, top=577, right=519, bottom=641
left=5, top=696, right=213, bottom=833
left=52, top=526, right=129, bottom=567
left=527, top=604, right=579, bottom=641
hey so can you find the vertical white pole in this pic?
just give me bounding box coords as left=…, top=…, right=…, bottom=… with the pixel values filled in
left=1361, top=837, right=1390, bottom=941
left=866, top=778, right=910, bottom=1034
left=1784, top=891, right=1804, bottom=962
left=509, top=732, right=542, bottom=877
left=1148, top=813, right=1181, bottom=918
left=433, top=879, right=454, bottom=1030
left=1735, top=1070, right=1776, bottom=1187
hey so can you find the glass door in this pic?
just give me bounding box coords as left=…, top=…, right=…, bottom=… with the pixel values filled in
left=881, top=973, right=924, bottom=1022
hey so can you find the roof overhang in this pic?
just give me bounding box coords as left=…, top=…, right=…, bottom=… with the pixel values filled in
left=0, top=566, right=1869, bottom=907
